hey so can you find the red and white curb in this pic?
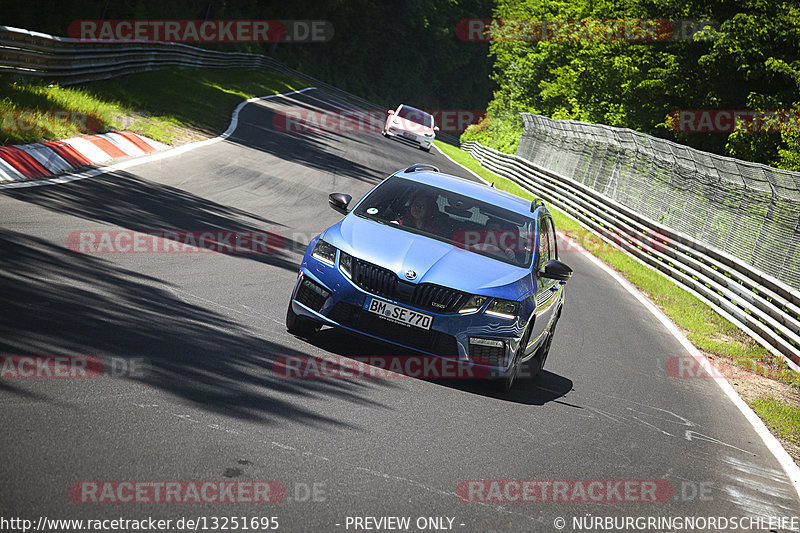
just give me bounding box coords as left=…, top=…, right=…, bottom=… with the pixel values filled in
left=0, top=132, right=167, bottom=182
left=0, top=87, right=316, bottom=190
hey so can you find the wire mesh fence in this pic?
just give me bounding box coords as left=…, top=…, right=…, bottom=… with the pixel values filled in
left=463, top=139, right=800, bottom=369
left=517, top=113, right=800, bottom=291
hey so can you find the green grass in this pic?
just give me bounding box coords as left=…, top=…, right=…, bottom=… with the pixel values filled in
left=0, top=68, right=311, bottom=145
left=749, top=397, right=800, bottom=444
left=436, top=140, right=800, bottom=388
left=460, top=114, right=522, bottom=154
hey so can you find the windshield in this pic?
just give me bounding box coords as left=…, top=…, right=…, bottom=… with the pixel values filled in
left=353, top=177, right=533, bottom=267
left=396, top=106, right=434, bottom=128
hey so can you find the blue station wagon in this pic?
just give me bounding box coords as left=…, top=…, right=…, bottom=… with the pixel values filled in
left=287, top=164, right=572, bottom=391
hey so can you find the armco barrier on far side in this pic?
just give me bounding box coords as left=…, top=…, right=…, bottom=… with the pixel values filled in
left=0, top=25, right=459, bottom=145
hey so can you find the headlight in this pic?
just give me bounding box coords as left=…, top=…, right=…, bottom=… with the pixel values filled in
left=339, top=250, right=353, bottom=279
left=311, top=239, right=336, bottom=266
left=485, top=298, right=519, bottom=319
left=424, top=132, right=434, bottom=137
left=458, top=295, right=487, bottom=314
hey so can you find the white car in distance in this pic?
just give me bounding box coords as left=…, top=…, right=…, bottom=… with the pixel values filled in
left=382, top=104, right=439, bottom=152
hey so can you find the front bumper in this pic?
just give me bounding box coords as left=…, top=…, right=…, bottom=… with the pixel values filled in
left=385, top=127, right=434, bottom=149
left=290, top=254, right=526, bottom=377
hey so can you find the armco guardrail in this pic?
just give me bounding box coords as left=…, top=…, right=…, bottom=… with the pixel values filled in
left=462, top=140, right=800, bottom=371
left=0, top=25, right=459, bottom=145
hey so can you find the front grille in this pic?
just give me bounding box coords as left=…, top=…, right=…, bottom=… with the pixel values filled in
left=295, top=278, right=328, bottom=312
left=350, top=258, right=467, bottom=313
left=327, top=302, right=459, bottom=358
left=469, top=343, right=508, bottom=367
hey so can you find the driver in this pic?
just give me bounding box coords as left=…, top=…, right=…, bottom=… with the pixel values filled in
left=400, top=192, right=442, bottom=234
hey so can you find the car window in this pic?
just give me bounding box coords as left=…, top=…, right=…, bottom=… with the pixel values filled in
left=397, top=106, right=433, bottom=128
left=546, top=216, right=557, bottom=261
left=353, top=177, right=533, bottom=267
left=537, top=216, right=554, bottom=270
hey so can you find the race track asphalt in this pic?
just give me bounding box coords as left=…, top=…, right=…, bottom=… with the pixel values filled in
left=1, top=89, right=798, bottom=532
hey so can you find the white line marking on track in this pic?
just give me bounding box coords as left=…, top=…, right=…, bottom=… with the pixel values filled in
left=572, top=233, right=800, bottom=499
left=441, top=144, right=800, bottom=502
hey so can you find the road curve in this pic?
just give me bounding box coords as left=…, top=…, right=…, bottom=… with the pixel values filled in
left=1, top=89, right=798, bottom=532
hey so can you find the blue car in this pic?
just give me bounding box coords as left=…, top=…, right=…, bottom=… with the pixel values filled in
left=287, top=164, right=572, bottom=391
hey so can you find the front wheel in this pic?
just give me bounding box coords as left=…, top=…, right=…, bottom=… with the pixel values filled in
left=286, top=302, right=321, bottom=338
left=532, top=308, right=561, bottom=375
left=496, top=356, right=519, bottom=393
left=495, top=323, right=531, bottom=393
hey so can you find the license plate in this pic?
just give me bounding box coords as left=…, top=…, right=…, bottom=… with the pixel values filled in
left=364, top=298, right=432, bottom=330
left=402, top=131, right=417, bottom=139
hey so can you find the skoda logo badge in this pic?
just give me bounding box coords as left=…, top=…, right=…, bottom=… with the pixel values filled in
left=405, top=270, right=417, bottom=280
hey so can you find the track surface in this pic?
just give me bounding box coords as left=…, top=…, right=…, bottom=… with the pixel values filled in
left=1, top=89, right=798, bottom=532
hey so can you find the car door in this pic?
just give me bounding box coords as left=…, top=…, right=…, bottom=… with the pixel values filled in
left=529, top=215, right=559, bottom=349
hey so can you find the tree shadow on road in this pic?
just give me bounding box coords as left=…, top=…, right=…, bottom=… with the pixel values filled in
left=0, top=229, right=394, bottom=427
left=3, top=171, right=310, bottom=273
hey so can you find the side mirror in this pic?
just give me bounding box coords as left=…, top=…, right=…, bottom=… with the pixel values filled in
left=329, top=193, right=352, bottom=215
left=539, top=259, right=572, bottom=281
left=387, top=110, right=394, bottom=115
left=434, top=126, right=440, bottom=131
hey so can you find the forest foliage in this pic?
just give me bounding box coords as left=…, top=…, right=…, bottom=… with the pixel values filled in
left=464, top=0, right=800, bottom=170
left=1, top=0, right=494, bottom=111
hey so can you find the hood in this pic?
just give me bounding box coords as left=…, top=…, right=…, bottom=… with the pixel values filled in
left=323, top=215, right=530, bottom=299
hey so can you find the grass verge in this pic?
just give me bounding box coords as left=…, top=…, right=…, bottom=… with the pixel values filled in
left=749, top=397, right=800, bottom=446
left=437, top=139, right=800, bottom=463
left=0, top=68, right=311, bottom=146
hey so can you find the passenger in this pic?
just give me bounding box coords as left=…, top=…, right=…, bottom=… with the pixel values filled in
left=485, top=218, right=518, bottom=263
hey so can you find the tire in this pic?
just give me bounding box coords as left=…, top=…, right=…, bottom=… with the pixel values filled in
left=496, top=356, right=519, bottom=393
left=286, top=302, right=321, bottom=338
left=421, top=146, right=431, bottom=152
left=495, top=323, right=531, bottom=393
left=532, top=308, right=561, bottom=375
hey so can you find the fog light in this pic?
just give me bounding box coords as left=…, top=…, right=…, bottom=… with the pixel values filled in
left=469, top=337, right=505, bottom=348
left=302, top=278, right=330, bottom=298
